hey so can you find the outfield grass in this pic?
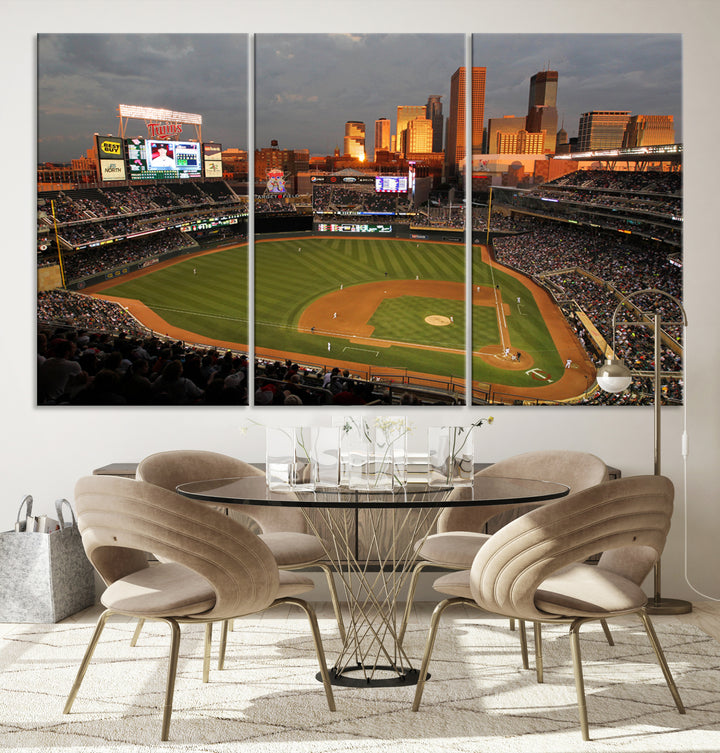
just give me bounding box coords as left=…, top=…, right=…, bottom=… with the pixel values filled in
left=97, top=237, right=563, bottom=383
left=100, top=246, right=248, bottom=343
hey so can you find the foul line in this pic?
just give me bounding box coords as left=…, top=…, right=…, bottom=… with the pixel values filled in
left=493, top=285, right=508, bottom=352
left=152, top=305, right=248, bottom=325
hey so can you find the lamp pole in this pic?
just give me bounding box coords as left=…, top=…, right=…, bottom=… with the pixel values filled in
left=597, top=288, right=691, bottom=615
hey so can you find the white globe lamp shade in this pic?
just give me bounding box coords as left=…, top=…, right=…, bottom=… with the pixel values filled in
left=596, top=359, right=632, bottom=393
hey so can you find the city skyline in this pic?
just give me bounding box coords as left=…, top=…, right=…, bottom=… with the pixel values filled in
left=38, top=33, right=681, bottom=163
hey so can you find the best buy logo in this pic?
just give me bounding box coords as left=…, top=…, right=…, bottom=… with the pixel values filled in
left=101, top=141, right=122, bottom=155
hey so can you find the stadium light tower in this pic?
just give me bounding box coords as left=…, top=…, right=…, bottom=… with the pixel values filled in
left=595, top=288, right=691, bottom=616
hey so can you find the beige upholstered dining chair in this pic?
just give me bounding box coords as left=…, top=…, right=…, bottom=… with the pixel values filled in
left=411, top=475, right=685, bottom=741
left=65, top=475, right=335, bottom=741
left=399, top=449, right=610, bottom=673
left=134, top=450, right=345, bottom=666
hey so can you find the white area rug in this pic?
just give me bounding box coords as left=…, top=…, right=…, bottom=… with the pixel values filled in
left=0, top=606, right=718, bottom=752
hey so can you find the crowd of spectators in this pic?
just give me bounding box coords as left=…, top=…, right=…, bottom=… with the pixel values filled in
left=494, top=221, right=681, bottom=299
left=312, top=185, right=413, bottom=216
left=38, top=289, right=147, bottom=337
left=255, top=197, right=296, bottom=213
left=254, top=360, right=383, bottom=405
left=38, top=183, right=248, bottom=249
left=252, top=359, right=458, bottom=406
left=58, top=230, right=194, bottom=282
left=530, top=185, right=682, bottom=218
left=411, top=204, right=465, bottom=229
left=38, top=291, right=249, bottom=406
left=491, top=169, right=682, bottom=246
left=550, top=169, right=681, bottom=195
left=410, top=206, right=535, bottom=233
left=492, top=220, right=683, bottom=404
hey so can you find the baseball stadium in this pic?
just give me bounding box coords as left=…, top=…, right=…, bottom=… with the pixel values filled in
left=37, top=107, right=683, bottom=407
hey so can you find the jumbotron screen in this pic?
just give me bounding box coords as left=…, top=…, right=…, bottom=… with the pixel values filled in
left=126, top=138, right=202, bottom=180
left=375, top=175, right=408, bottom=193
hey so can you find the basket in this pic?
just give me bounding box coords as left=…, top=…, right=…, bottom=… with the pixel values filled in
left=0, top=496, right=95, bottom=622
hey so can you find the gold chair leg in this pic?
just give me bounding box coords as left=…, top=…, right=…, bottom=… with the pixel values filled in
left=317, top=562, right=346, bottom=643
left=600, top=618, right=614, bottom=646
left=160, top=618, right=182, bottom=742
left=278, top=597, right=336, bottom=711
left=569, top=620, right=590, bottom=741
left=518, top=619, right=530, bottom=670
left=130, top=618, right=145, bottom=647
left=65, top=610, right=183, bottom=742
left=533, top=621, right=543, bottom=683
left=412, top=597, right=466, bottom=711
left=638, top=609, right=685, bottom=714
left=203, top=622, right=212, bottom=683
left=64, top=609, right=112, bottom=714
left=218, top=620, right=229, bottom=670
left=399, top=561, right=432, bottom=647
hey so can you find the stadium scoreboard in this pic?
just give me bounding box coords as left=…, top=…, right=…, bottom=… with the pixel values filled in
left=126, top=138, right=202, bottom=180
left=375, top=175, right=408, bottom=193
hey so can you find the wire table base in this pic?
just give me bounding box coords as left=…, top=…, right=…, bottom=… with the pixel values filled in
left=302, top=490, right=448, bottom=687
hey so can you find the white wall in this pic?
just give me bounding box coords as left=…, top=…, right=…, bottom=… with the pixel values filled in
left=2, top=0, right=718, bottom=603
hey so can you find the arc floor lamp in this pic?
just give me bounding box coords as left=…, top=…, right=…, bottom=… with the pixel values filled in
left=596, top=288, right=692, bottom=615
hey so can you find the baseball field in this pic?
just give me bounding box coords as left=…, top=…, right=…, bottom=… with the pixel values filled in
left=87, top=236, right=595, bottom=401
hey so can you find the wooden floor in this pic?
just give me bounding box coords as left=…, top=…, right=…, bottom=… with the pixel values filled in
left=675, top=599, right=720, bottom=641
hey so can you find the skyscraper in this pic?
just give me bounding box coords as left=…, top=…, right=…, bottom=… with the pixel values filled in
left=425, top=95, right=443, bottom=153
left=396, top=105, right=427, bottom=156
left=374, top=118, right=391, bottom=159
left=343, top=121, right=366, bottom=160
left=445, top=66, right=486, bottom=180
left=526, top=70, right=558, bottom=153
left=577, top=111, right=631, bottom=151
left=486, top=115, right=527, bottom=154
left=622, top=115, right=675, bottom=147
left=406, top=116, right=433, bottom=154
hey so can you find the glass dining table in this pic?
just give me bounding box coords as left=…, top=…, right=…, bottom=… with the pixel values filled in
left=176, top=474, right=569, bottom=688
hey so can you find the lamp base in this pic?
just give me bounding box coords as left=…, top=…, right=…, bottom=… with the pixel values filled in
left=646, top=597, right=693, bottom=615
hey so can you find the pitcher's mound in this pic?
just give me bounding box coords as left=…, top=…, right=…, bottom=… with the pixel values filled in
left=425, top=315, right=452, bottom=326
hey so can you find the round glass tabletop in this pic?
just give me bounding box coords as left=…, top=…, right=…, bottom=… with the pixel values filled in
left=176, top=474, right=569, bottom=509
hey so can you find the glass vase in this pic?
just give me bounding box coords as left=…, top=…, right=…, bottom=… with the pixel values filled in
left=428, top=426, right=474, bottom=487
left=336, top=416, right=407, bottom=490
left=374, top=416, right=407, bottom=489
left=266, top=426, right=295, bottom=490
left=292, top=426, right=315, bottom=491
left=335, top=416, right=369, bottom=488
left=265, top=427, right=315, bottom=491
left=312, top=426, right=340, bottom=488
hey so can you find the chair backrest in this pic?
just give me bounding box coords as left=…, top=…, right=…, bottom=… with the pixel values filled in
left=136, top=450, right=307, bottom=534
left=437, top=449, right=608, bottom=533
left=74, top=475, right=280, bottom=620
left=468, top=475, right=674, bottom=622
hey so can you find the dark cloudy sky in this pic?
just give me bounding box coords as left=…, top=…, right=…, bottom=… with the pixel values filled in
left=37, top=33, right=681, bottom=162
left=37, top=34, right=249, bottom=163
